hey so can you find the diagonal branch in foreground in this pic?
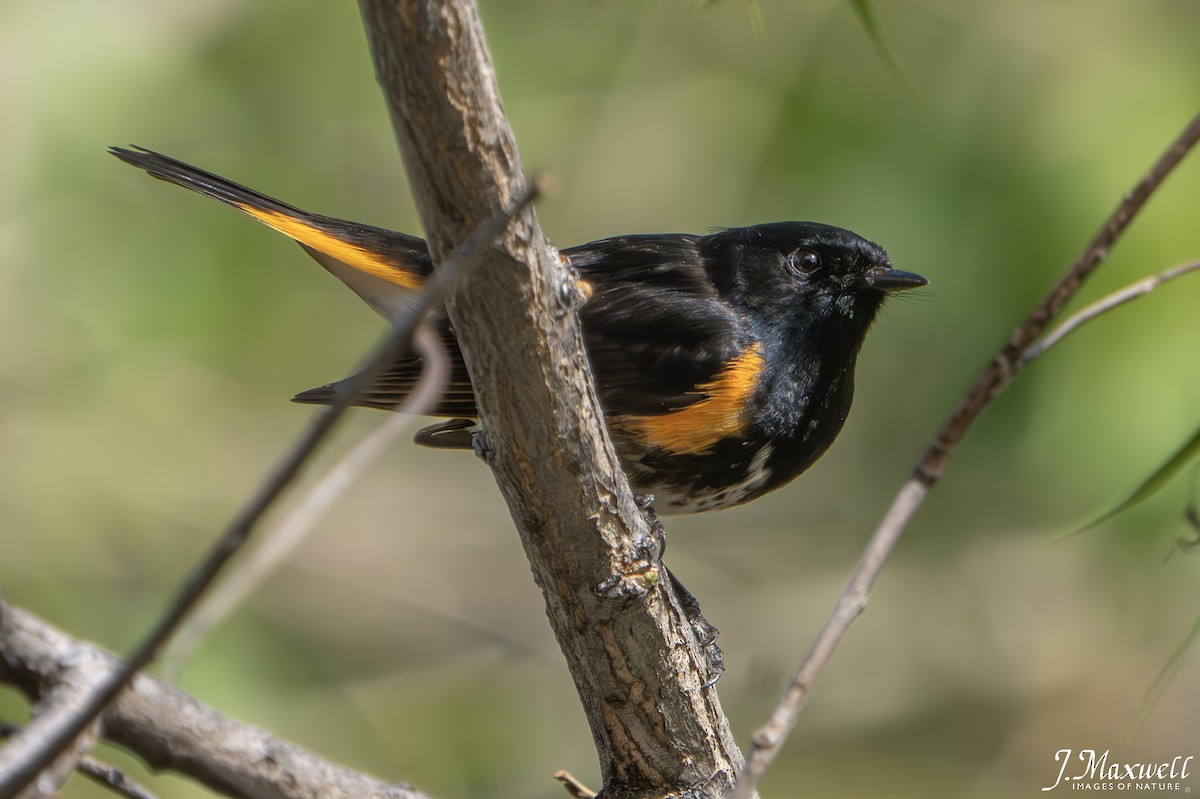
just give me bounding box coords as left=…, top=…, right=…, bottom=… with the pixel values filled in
left=0, top=182, right=539, bottom=799
left=164, top=324, right=452, bottom=677
left=0, top=604, right=429, bottom=799
left=357, top=1, right=743, bottom=796
left=734, top=107, right=1200, bottom=798
left=2, top=722, right=162, bottom=799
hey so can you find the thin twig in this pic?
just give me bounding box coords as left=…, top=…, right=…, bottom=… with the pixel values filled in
left=1018, top=258, right=1200, bottom=367
left=733, top=108, right=1200, bottom=799
left=163, top=323, right=450, bottom=677
left=0, top=181, right=541, bottom=799
left=76, top=758, right=162, bottom=799
left=552, top=770, right=597, bottom=799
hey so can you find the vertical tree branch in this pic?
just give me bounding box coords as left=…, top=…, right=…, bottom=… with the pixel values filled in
left=356, top=2, right=743, bottom=797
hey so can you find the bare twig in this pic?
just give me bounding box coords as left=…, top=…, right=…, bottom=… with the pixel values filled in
left=0, top=604, right=431, bottom=799
left=1018, top=258, right=1200, bottom=367
left=734, top=108, right=1200, bottom=798
left=0, top=184, right=539, bottom=799
left=552, top=770, right=597, bottom=799
left=164, top=323, right=450, bottom=677
left=78, top=758, right=162, bottom=799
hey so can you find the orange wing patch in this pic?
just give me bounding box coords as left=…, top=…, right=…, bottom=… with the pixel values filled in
left=617, top=342, right=764, bottom=456
left=237, top=206, right=423, bottom=290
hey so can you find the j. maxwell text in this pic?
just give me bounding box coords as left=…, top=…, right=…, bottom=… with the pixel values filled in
left=1043, top=749, right=1193, bottom=791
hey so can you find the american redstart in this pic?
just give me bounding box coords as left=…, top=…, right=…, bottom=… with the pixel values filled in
left=112, top=146, right=926, bottom=514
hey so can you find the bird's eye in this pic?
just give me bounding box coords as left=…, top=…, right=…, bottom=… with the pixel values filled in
left=789, top=249, right=822, bottom=275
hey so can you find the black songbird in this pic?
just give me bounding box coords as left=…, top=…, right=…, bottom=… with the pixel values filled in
left=111, top=146, right=926, bottom=515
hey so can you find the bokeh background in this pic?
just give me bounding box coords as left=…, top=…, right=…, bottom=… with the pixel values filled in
left=3, top=1, right=1200, bottom=797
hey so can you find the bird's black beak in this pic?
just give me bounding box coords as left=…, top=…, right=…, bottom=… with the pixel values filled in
left=864, top=267, right=928, bottom=293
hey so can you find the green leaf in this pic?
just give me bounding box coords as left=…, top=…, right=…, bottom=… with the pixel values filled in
left=1068, top=423, right=1200, bottom=537
left=692, top=0, right=764, bottom=37
left=846, top=0, right=917, bottom=94
left=1126, top=609, right=1200, bottom=746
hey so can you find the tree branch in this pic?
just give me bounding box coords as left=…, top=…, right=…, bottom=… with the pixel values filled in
left=734, top=107, right=1200, bottom=798
left=0, top=603, right=430, bottom=799
left=356, top=2, right=742, bottom=797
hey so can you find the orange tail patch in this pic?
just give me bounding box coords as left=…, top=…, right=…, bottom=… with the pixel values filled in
left=236, top=206, right=422, bottom=290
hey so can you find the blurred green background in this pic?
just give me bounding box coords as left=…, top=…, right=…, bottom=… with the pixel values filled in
left=3, top=1, right=1200, bottom=797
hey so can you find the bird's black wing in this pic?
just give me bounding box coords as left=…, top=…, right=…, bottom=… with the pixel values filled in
left=295, top=234, right=755, bottom=450
left=565, top=234, right=750, bottom=416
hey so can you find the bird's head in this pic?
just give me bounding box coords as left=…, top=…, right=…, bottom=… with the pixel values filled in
left=703, top=221, right=926, bottom=337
